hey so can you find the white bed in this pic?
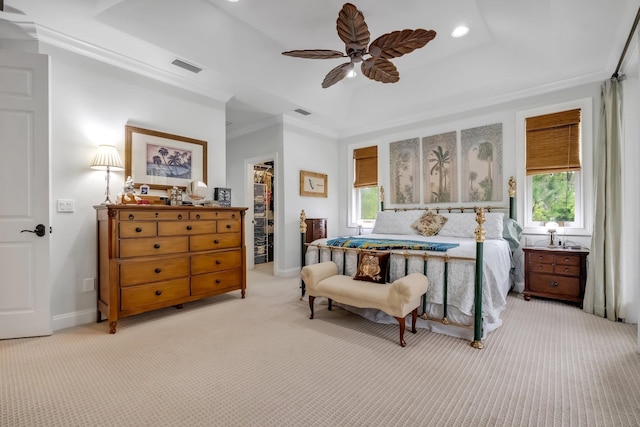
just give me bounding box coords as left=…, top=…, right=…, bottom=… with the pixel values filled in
left=303, top=209, right=521, bottom=342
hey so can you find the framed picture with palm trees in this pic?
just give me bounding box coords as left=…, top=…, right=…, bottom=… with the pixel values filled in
left=460, top=123, right=503, bottom=202
left=422, top=131, right=458, bottom=203
left=125, top=125, right=207, bottom=190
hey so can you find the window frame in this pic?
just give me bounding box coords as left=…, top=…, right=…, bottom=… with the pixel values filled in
left=515, top=98, right=593, bottom=236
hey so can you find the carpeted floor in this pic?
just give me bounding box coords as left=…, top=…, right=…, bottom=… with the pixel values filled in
left=2, top=263, right=640, bottom=427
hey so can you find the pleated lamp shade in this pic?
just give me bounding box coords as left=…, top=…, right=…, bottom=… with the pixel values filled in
left=90, top=145, right=124, bottom=170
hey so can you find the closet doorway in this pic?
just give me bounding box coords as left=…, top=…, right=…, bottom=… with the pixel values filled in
left=253, top=160, right=274, bottom=274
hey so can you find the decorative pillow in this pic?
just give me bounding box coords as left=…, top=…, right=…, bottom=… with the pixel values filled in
left=437, top=212, right=505, bottom=239
left=411, top=211, right=448, bottom=236
left=371, top=210, right=424, bottom=235
left=353, top=252, right=390, bottom=284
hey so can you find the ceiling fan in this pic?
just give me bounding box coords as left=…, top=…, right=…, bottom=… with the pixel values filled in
left=282, top=3, right=436, bottom=88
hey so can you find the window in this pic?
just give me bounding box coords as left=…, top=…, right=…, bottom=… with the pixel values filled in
left=353, top=146, right=378, bottom=226
left=525, top=108, right=583, bottom=227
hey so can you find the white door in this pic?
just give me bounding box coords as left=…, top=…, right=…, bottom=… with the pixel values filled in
left=0, top=49, right=51, bottom=339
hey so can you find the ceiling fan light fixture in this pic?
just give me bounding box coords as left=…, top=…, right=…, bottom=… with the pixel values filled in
left=346, top=63, right=357, bottom=78
left=451, top=25, right=469, bottom=38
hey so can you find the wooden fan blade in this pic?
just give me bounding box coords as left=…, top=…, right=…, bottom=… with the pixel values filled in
left=322, top=62, right=352, bottom=88
left=361, top=58, right=399, bottom=84
left=368, top=29, right=437, bottom=59
left=336, top=3, right=370, bottom=52
left=282, top=49, right=347, bottom=59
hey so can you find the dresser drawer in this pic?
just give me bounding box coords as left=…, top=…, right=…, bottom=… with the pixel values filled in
left=191, top=250, right=242, bottom=275
left=217, top=219, right=241, bottom=233
left=527, top=252, right=554, bottom=264
left=528, top=262, right=554, bottom=274
left=120, top=256, right=190, bottom=286
left=119, top=221, right=157, bottom=238
left=158, top=221, right=216, bottom=236
left=553, top=264, right=580, bottom=276
left=190, top=233, right=241, bottom=251
left=119, top=210, right=189, bottom=221
left=529, top=273, right=580, bottom=298
left=120, top=278, right=190, bottom=311
left=191, top=268, right=242, bottom=295
left=555, top=254, right=580, bottom=266
left=120, top=236, right=189, bottom=258
left=189, top=211, right=240, bottom=221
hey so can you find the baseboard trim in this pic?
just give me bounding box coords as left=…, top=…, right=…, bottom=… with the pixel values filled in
left=52, top=308, right=96, bottom=331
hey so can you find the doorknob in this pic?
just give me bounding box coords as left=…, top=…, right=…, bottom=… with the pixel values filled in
left=21, top=224, right=46, bottom=237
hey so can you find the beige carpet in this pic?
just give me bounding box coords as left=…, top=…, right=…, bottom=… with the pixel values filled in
left=2, top=264, right=640, bottom=427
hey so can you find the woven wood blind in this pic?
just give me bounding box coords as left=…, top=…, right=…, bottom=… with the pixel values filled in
left=526, top=108, right=581, bottom=175
left=353, top=145, right=378, bottom=188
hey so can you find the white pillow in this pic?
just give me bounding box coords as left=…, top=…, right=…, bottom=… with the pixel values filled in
left=437, top=212, right=504, bottom=239
left=371, top=210, right=425, bottom=235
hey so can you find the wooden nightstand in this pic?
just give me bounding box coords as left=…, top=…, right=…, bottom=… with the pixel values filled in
left=523, top=246, right=589, bottom=306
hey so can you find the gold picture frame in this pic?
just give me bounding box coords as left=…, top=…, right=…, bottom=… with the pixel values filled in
left=125, top=125, right=207, bottom=190
left=300, top=170, right=327, bottom=198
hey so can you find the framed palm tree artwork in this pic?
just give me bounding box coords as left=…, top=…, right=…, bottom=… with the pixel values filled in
left=389, top=138, right=420, bottom=204
left=125, top=125, right=207, bottom=190
left=422, top=131, right=458, bottom=203
left=461, top=123, right=503, bottom=202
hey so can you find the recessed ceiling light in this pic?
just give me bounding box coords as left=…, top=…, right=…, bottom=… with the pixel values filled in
left=228, top=0, right=239, bottom=2
left=451, top=25, right=469, bottom=38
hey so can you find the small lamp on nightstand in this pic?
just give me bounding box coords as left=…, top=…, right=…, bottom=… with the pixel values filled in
left=546, top=221, right=559, bottom=247
left=90, top=145, right=124, bottom=205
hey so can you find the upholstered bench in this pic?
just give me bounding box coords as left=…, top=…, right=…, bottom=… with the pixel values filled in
left=300, top=261, right=429, bottom=347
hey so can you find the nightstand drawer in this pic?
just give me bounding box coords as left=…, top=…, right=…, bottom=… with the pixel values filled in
left=529, top=274, right=580, bottom=297
left=527, top=252, right=554, bottom=264
left=528, top=262, right=553, bottom=274
left=554, top=264, right=580, bottom=276
left=555, top=255, right=580, bottom=266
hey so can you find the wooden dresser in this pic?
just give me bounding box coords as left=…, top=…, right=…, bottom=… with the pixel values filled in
left=95, top=205, right=247, bottom=333
left=523, top=246, right=589, bottom=306
left=305, top=218, right=327, bottom=243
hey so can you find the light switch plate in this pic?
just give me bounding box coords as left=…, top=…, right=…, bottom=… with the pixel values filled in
left=57, top=199, right=75, bottom=212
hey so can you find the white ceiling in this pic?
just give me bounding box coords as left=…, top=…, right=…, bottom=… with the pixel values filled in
left=2, top=0, right=639, bottom=137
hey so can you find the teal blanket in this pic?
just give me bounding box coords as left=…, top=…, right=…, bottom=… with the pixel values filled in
left=325, top=237, right=459, bottom=252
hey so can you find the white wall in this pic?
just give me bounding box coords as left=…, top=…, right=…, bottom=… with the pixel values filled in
left=41, top=44, right=227, bottom=330
left=227, top=119, right=339, bottom=277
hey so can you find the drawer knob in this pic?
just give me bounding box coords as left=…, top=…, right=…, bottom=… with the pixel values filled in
left=564, top=268, right=570, bottom=273
left=232, top=214, right=236, bottom=218
left=214, top=239, right=220, bottom=244
left=128, top=214, right=134, bottom=220
left=537, top=266, right=543, bottom=270
left=155, top=268, right=161, bottom=273
left=186, top=225, right=192, bottom=231
left=550, top=281, right=559, bottom=287
left=135, top=227, right=142, bottom=233
left=155, top=290, right=162, bottom=296
left=564, top=257, right=570, bottom=262
left=226, top=224, right=232, bottom=229
left=154, top=244, right=160, bottom=249
left=215, top=279, right=221, bottom=284
left=178, top=214, right=183, bottom=220
left=196, top=214, right=201, bottom=220
left=216, top=260, right=221, bottom=265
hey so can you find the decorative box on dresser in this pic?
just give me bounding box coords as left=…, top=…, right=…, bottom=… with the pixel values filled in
left=523, top=246, right=589, bottom=306
left=305, top=218, right=327, bottom=243
left=95, top=205, right=247, bottom=333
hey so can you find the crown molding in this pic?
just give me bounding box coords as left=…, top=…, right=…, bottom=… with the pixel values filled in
left=33, top=24, right=233, bottom=103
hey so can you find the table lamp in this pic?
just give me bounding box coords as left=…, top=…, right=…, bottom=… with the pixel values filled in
left=545, top=221, right=559, bottom=247
left=90, top=145, right=124, bottom=204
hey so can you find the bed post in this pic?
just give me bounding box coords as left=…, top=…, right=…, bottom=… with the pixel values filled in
left=508, top=176, right=516, bottom=220
left=471, top=208, right=486, bottom=349
left=380, top=186, right=385, bottom=211
left=300, top=210, right=307, bottom=299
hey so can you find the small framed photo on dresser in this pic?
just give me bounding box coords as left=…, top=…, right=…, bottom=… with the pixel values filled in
left=214, top=187, right=232, bottom=207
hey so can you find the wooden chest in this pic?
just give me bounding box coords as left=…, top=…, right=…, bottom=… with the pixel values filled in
left=523, top=246, right=589, bottom=306
left=95, top=205, right=247, bottom=333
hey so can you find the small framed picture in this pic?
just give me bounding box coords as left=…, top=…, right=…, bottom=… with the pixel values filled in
left=139, top=184, right=150, bottom=195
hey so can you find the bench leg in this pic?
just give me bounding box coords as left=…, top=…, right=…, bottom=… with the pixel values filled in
left=309, top=295, right=315, bottom=319
left=394, top=316, right=407, bottom=347
left=411, top=308, right=418, bottom=334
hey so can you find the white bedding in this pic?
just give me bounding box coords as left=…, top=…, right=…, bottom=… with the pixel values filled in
left=304, top=233, right=513, bottom=340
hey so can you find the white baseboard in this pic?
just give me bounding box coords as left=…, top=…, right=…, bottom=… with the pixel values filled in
left=52, top=308, right=96, bottom=331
